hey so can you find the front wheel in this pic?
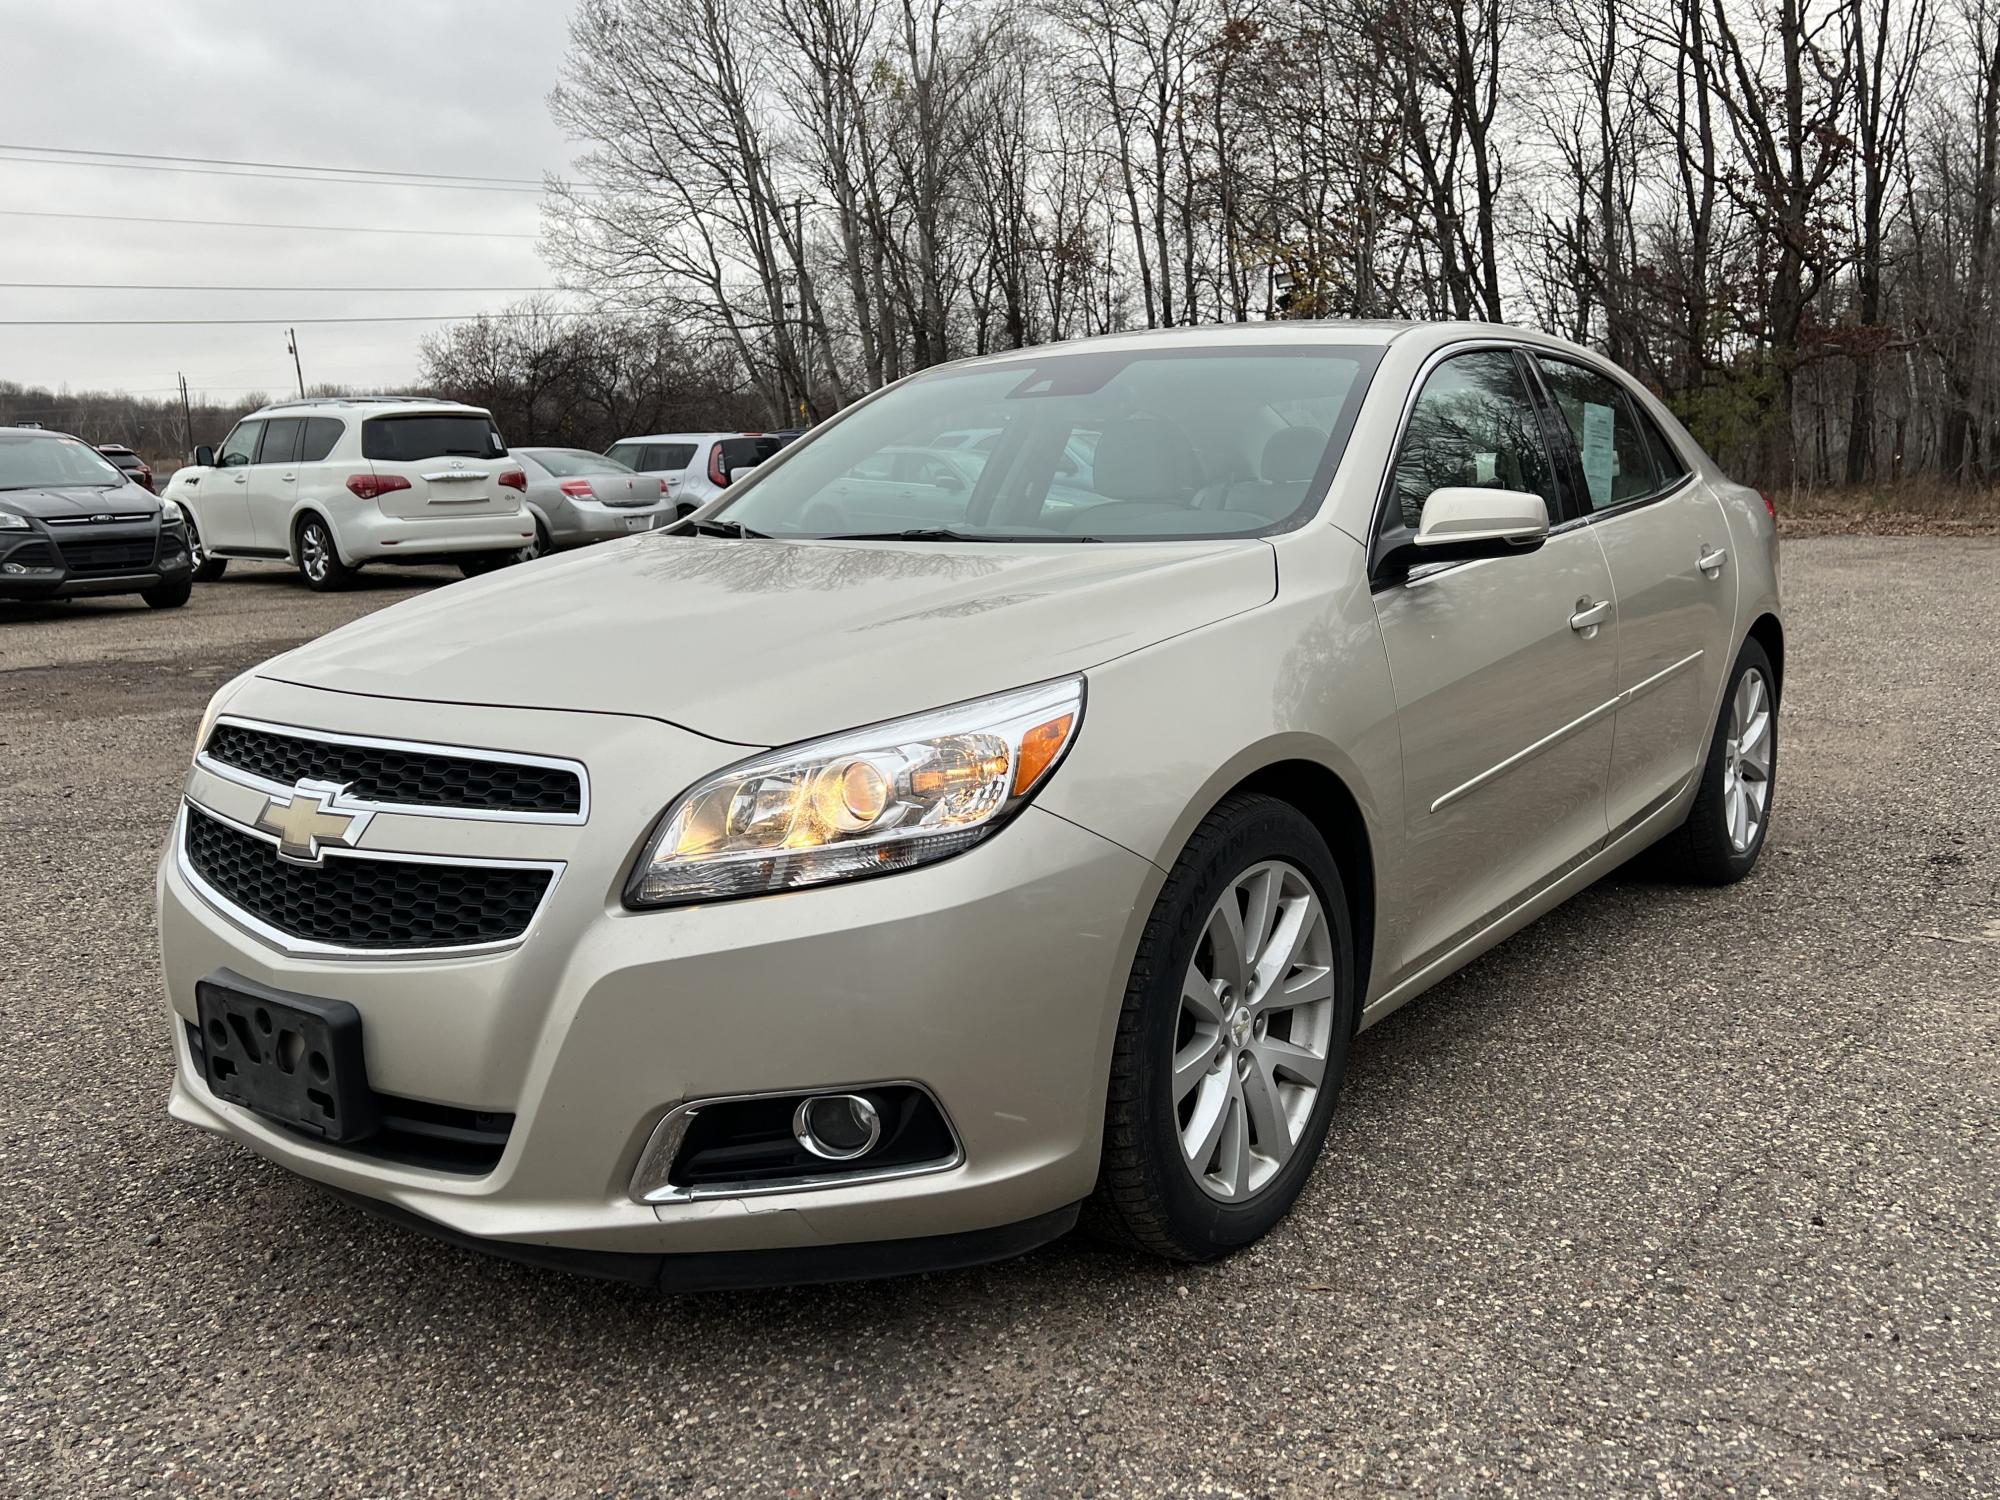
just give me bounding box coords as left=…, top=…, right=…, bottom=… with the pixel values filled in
left=295, top=515, right=355, bottom=592
left=1654, top=639, right=1778, bottom=884
left=184, top=515, right=227, bottom=581
left=1090, top=794, right=1356, bottom=1260
left=141, top=578, right=192, bottom=609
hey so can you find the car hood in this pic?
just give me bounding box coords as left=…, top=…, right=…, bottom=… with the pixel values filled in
left=259, top=534, right=1277, bottom=745
left=0, top=483, right=158, bottom=520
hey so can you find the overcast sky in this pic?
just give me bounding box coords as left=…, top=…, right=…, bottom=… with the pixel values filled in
left=0, top=0, right=580, bottom=400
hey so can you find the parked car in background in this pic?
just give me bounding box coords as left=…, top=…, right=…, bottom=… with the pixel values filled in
left=166, top=397, right=535, bottom=590
left=157, top=321, right=1780, bottom=1288
left=1, top=427, right=194, bottom=607
left=97, top=443, right=156, bottom=493
left=510, top=447, right=675, bottom=559
left=604, top=432, right=786, bottom=515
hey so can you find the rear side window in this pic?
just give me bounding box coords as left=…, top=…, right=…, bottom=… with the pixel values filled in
left=1635, top=406, right=1689, bottom=485
left=298, top=417, right=343, bottom=463
left=362, top=414, right=506, bottom=463
left=256, top=418, right=303, bottom=465
left=1532, top=356, right=1660, bottom=510
left=609, top=442, right=698, bottom=473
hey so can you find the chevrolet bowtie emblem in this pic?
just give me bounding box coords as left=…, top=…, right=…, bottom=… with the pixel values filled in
left=255, top=780, right=372, bottom=866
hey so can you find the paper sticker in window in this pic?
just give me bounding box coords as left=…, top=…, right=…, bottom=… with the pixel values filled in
left=1580, top=401, right=1616, bottom=507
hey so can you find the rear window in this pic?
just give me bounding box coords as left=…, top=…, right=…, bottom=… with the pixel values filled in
left=534, top=449, right=635, bottom=478
left=105, top=452, right=145, bottom=471
left=719, top=436, right=782, bottom=472
left=362, top=413, right=506, bottom=463
left=608, top=441, right=699, bottom=473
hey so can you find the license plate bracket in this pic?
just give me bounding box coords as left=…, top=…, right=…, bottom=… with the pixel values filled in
left=194, top=971, right=380, bottom=1144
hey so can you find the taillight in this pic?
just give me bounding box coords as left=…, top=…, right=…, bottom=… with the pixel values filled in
left=499, top=468, right=528, bottom=491
left=656, top=478, right=669, bottom=495
left=346, top=473, right=411, bottom=500
left=1759, top=489, right=1776, bottom=520
left=558, top=478, right=594, bottom=498
left=708, top=445, right=729, bottom=488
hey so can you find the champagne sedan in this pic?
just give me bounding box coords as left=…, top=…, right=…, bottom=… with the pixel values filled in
left=156, top=322, right=1780, bottom=1289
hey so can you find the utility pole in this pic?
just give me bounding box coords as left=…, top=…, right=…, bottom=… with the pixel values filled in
left=286, top=328, right=305, bottom=397
left=176, top=372, right=194, bottom=459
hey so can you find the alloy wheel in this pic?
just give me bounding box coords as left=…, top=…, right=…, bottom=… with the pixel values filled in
left=1174, top=860, right=1337, bottom=1202
left=300, top=523, right=330, bottom=584
left=1723, top=666, right=1773, bottom=852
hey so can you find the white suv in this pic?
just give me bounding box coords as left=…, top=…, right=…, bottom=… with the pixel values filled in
left=167, top=398, right=536, bottom=591
left=604, top=432, right=786, bottom=515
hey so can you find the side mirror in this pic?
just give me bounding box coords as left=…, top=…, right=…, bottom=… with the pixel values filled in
left=193, top=444, right=215, bottom=468
left=1414, top=487, right=1550, bottom=550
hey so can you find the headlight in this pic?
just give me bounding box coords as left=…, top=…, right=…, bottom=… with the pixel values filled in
left=193, top=668, right=258, bottom=758
left=0, top=509, right=28, bottom=531
left=158, top=496, right=185, bottom=524
left=625, top=675, right=1084, bottom=906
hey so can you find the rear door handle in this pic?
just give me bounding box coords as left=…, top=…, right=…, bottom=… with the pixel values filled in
left=281, top=473, right=296, bottom=481
left=231, top=474, right=247, bottom=484
left=1697, top=545, right=1728, bottom=574
left=1569, top=599, right=1613, bottom=632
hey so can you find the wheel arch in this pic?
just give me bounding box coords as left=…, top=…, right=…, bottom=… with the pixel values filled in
left=1745, top=612, right=1784, bottom=702
left=1211, top=757, right=1378, bottom=1014
left=289, top=505, right=348, bottom=566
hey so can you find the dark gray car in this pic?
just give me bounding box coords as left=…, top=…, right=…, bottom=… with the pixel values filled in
left=0, top=428, right=195, bottom=608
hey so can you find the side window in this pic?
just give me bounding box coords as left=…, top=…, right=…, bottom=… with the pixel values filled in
left=217, top=421, right=262, bottom=468
left=256, top=417, right=303, bottom=466
left=297, top=417, right=343, bottom=463
left=1635, top=405, right=1689, bottom=485
left=1531, top=356, right=1660, bottom=511
left=1389, top=350, right=1556, bottom=532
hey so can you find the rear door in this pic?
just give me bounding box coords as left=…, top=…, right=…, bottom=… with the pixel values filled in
left=360, top=411, right=513, bottom=520
left=244, top=416, right=303, bottom=549
left=1528, top=354, right=1737, bottom=833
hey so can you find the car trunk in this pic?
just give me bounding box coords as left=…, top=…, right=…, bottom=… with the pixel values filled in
left=362, top=413, right=516, bottom=521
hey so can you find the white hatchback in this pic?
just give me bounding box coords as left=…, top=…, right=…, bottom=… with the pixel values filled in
left=167, top=398, right=536, bottom=591
left=604, top=432, right=786, bottom=515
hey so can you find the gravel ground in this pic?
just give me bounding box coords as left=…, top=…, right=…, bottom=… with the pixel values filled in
left=2, top=542, right=1994, bottom=1498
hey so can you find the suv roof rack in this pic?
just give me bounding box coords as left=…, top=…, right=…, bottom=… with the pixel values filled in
left=258, top=395, right=467, bottom=410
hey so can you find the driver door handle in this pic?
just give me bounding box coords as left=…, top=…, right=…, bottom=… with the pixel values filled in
left=1697, top=545, right=1728, bottom=574
left=1569, top=599, right=1613, bottom=632
left=230, top=474, right=247, bottom=484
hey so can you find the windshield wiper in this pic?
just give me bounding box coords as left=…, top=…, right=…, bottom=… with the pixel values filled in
left=685, top=517, right=771, bottom=539
left=813, top=527, right=995, bottom=542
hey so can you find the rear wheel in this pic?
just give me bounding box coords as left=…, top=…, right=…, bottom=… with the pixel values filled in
left=1653, top=639, right=1777, bottom=884
left=295, top=514, right=354, bottom=592
left=1091, top=794, right=1356, bottom=1260
left=457, top=551, right=513, bottom=578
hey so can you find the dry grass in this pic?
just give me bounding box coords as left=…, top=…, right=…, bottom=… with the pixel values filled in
left=1775, top=480, right=2000, bottom=537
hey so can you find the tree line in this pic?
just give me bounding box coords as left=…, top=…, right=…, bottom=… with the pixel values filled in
left=543, top=0, right=1994, bottom=491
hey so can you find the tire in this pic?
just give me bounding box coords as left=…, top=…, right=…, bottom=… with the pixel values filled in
left=1652, top=638, right=1778, bottom=884
left=1090, top=793, right=1357, bottom=1260
left=184, top=516, right=227, bottom=581
left=294, top=514, right=355, bottom=592
left=511, top=520, right=551, bottom=566
left=458, top=552, right=510, bottom=578
left=141, top=578, right=193, bottom=609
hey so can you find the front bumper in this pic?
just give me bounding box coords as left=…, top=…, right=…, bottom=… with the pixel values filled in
left=0, top=520, right=188, bottom=599
left=157, top=682, right=1155, bottom=1272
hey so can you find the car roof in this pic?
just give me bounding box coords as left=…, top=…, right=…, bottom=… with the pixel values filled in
left=611, top=432, right=761, bottom=445
left=244, top=396, right=489, bottom=419
left=1, top=426, right=86, bottom=444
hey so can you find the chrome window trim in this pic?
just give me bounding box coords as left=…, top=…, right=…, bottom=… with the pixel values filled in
left=174, top=801, right=566, bottom=961
left=629, top=1081, right=965, bottom=1205
left=198, top=714, right=590, bottom=825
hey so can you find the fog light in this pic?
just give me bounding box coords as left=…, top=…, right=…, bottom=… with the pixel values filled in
left=792, top=1093, right=882, bottom=1161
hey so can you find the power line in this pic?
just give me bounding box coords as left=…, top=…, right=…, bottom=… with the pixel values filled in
left=0, top=152, right=551, bottom=195
left=0, top=281, right=561, bottom=293
left=0, top=209, right=540, bottom=240
left=0, top=312, right=574, bottom=327
left=0, top=142, right=547, bottom=188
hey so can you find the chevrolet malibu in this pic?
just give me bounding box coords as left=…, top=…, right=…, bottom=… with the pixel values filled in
left=157, top=322, right=1781, bottom=1290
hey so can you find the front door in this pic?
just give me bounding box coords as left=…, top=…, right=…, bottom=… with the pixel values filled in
left=1369, top=347, right=1621, bottom=986
left=244, top=416, right=303, bottom=551
left=1529, top=355, right=1738, bottom=832
left=202, top=419, right=262, bottom=550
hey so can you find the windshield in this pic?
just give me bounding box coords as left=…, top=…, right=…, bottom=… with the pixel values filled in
left=0, top=433, right=127, bottom=490
left=533, top=449, right=634, bottom=478
left=361, top=413, right=506, bottom=463
left=716, top=346, right=1380, bottom=541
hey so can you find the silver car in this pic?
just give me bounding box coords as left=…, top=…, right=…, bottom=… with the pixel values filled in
left=506, top=448, right=676, bottom=559
left=157, top=322, right=1779, bottom=1289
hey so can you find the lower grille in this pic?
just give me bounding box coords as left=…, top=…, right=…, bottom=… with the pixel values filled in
left=57, top=534, right=158, bottom=575
left=2, top=540, right=56, bottom=567
left=183, top=805, right=553, bottom=951
left=184, top=1022, right=513, bottom=1174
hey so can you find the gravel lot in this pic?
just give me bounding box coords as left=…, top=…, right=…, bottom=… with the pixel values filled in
left=2, top=541, right=1994, bottom=1498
